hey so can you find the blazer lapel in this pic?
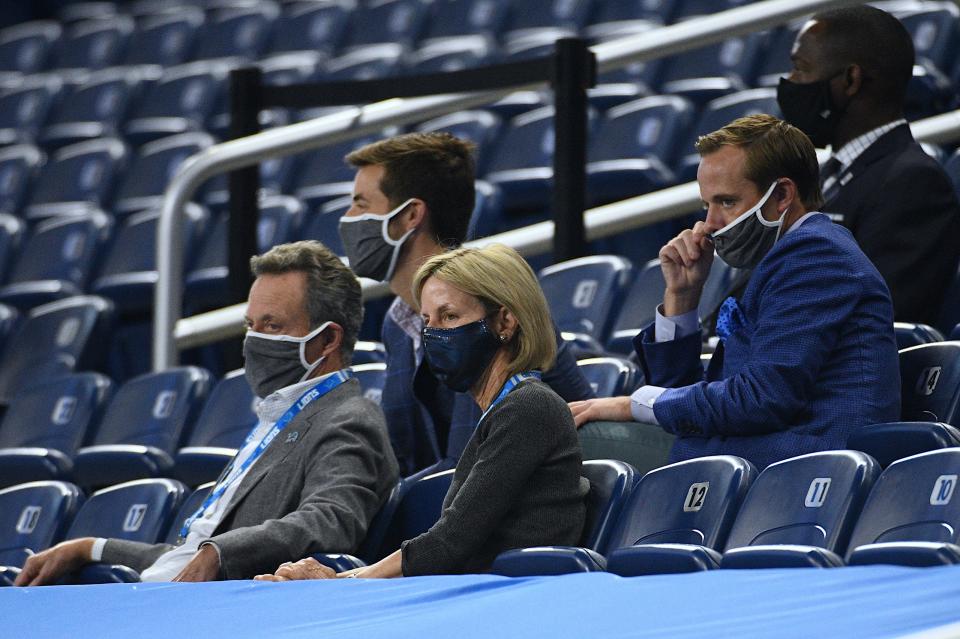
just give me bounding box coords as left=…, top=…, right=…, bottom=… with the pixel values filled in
left=823, top=124, right=913, bottom=214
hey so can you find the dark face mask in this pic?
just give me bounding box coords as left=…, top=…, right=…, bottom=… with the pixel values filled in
left=777, top=75, right=844, bottom=148
left=422, top=317, right=502, bottom=393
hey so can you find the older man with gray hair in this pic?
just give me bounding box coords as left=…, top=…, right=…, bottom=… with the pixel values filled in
left=15, top=240, right=399, bottom=585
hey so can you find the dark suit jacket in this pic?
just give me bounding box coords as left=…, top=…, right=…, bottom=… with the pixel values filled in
left=823, top=124, right=960, bottom=324
left=102, top=378, right=399, bottom=579
left=635, top=215, right=901, bottom=470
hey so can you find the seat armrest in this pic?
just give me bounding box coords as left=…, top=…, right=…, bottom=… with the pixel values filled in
left=311, top=554, right=367, bottom=573
left=846, top=542, right=960, bottom=568
left=490, top=546, right=606, bottom=576
left=720, top=545, right=844, bottom=569
left=606, top=543, right=721, bottom=576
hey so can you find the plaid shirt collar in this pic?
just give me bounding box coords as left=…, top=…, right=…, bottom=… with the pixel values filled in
left=831, top=119, right=908, bottom=170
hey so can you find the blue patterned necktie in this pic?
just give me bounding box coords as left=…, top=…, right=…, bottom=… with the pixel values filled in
left=715, top=296, right=739, bottom=342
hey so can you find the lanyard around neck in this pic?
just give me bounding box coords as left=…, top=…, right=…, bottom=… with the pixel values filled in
left=179, top=370, right=351, bottom=539
left=478, top=371, right=542, bottom=425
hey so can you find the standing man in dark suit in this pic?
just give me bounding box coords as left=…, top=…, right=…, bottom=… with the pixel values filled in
left=569, top=115, right=901, bottom=470
left=777, top=4, right=960, bottom=324
left=15, top=241, right=399, bottom=584
left=338, top=132, right=594, bottom=478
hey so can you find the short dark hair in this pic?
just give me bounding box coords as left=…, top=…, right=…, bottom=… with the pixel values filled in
left=696, top=114, right=824, bottom=211
left=812, top=5, right=915, bottom=105
left=250, top=240, right=362, bottom=363
left=346, top=132, right=476, bottom=247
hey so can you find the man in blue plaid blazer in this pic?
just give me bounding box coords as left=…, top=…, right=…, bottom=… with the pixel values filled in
left=570, top=115, right=900, bottom=469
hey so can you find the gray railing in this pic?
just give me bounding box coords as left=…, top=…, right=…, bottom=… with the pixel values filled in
left=155, top=0, right=872, bottom=370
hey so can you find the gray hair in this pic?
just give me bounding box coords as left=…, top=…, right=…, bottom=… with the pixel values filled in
left=250, top=240, right=362, bottom=363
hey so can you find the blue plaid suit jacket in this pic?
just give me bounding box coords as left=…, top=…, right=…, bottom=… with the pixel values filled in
left=635, top=214, right=901, bottom=469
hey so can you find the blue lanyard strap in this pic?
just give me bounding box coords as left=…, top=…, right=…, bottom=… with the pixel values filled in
left=179, top=370, right=351, bottom=540
left=478, top=371, right=542, bottom=425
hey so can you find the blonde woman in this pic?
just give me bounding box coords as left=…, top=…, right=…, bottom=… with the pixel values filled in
left=257, top=244, right=588, bottom=579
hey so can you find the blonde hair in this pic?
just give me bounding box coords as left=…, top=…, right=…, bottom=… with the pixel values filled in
left=695, top=113, right=824, bottom=211
left=412, top=244, right=556, bottom=375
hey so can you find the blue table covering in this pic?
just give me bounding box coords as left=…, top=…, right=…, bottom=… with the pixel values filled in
left=4, top=565, right=960, bottom=638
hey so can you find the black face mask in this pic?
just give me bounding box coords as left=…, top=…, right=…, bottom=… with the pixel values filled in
left=422, top=318, right=502, bottom=393
left=777, top=75, right=844, bottom=148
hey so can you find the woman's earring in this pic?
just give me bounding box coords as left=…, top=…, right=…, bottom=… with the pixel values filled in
left=499, top=334, right=507, bottom=342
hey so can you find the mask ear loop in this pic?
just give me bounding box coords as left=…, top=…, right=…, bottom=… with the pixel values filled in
left=378, top=199, right=417, bottom=282
left=297, top=321, right=332, bottom=381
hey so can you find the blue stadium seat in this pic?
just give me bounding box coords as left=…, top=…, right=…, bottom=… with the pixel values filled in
left=753, top=24, right=802, bottom=87
left=322, top=43, right=405, bottom=82
left=0, top=481, right=83, bottom=569
left=895, top=322, right=946, bottom=349
left=0, top=144, right=43, bottom=217
left=267, top=0, right=351, bottom=58
left=606, top=258, right=663, bottom=355
left=0, top=20, right=61, bottom=76
left=698, top=253, right=743, bottom=325
left=603, top=455, right=756, bottom=576
left=0, top=210, right=113, bottom=310
left=405, top=33, right=497, bottom=75
left=0, top=76, right=63, bottom=146
left=846, top=449, right=960, bottom=567
left=39, top=68, right=146, bottom=149
left=503, top=0, right=595, bottom=41
left=848, top=421, right=960, bottom=470
left=123, top=62, right=231, bottom=145
left=352, top=363, right=386, bottom=406
left=122, top=8, right=205, bottom=68
left=656, top=31, right=769, bottom=106
left=587, top=95, right=695, bottom=204
left=904, top=57, right=956, bottom=121
left=577, top=357, right=639, bottom=397
left=299, top=194, right=348, bottom=256
left=899, top=341, right=960, bottom=426
left=0, top=302, right=19, bottom=355
left=900, top=5, right=960, bottom=78
left=484, top=106, right=563, bottom=213
left=60, top=478, right=187, bottom=584
left=0, top=295, right=114, bottom=405
left=0, top=214, right=24, bottom=282
left=338, top=0, right=430, bottom=52
left=539, top=255, right=633, bottom=351
left=586, top=0, right=673, bottom=31
left=673, top=0, right=752, bottom=20
left=73, top=367, right=212, bottom=488
left=0, top=372, right=113, bottom=488
left=58, top=3, right=118, bottom=24
left=946, top=149, right=960, bottom=197
left=23, top=138, right=126, bottom=221
left=490, top=459, right=637, bottom=576
left=185, top=195, right=303, bottom=311
left=419, top=0, right=511, bottom=45
left=293, top=133, right=380, bottom=209
left=674, top=88, right=781, bottom=182
left=47, top=16, right=133, bottom=74
left=192, top=3, right=279, bottom=63
left=163, top=481, right=214, bottom=545
left=417, top=110, right=503, bottom=175
left=92, top=204, right=209, bottom=314
left=353, top=341, right=386, bottom=365
left=719, top=451, right=880, bottom=569
left=174, top=369, right=256, bottom=487
left=112, top=133, right=216, bottom=218
left=466, top=180, right=505, bottom=240
left=936, top=262, right=960, bottom=336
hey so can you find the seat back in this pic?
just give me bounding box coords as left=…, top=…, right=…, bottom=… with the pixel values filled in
left=724, top=451, right=879, bottom=555
left=0, top=481, right=83, bottom=567
left=194, top=4, right=278, bottom=62
left=375, top=469, right=455, bottom=561
left=505, top=0, right=594, bottom=37
left=484, top=106, right=556, bottom=210
left=293, top=134, right=380, bottom=208
left=607, top=455, right=756, bottom=552
left=269, top=0, right=351, bottom=57
left=41, top=69, right=144, bottom=147
left=418, top=110, right=503, bottom=175
left=0, top=295, right=114, bottom=404
left=899, top=342, right=960, bottom=426
left=183, top=369, right=257, bottom=450
left=577, top=357, right=638, bottom=398
left=848, top=421, right=960, bottom=469
left=90, top=367, right=212, bottom=454
left=657, top=31, right=768, bottom=99
left=0, top=20, right=61, bottom=74
left=0, top=372, right=113, bottom=454
left=164, top=482, right=214, bottom=545
left=26, top=138, right=126, bottom=220
left=607, top=258, right=664, bottom=354
left=894, top=322, right=946, bottom=349
left=900, top=6, right=960, bottom=75
left=299, top=194, right=349, bottom=256
left=339, top=0, right=430, bottom=51
left=846, top=449, right=960, bottom=558
left=66, top=478, right=186, bottom=543
left=538, top=255, right=633, bottom=344
left=590, top=95, right=695, bottom=167
left=352, top=363, right=387, bottom=406
left=123, top=9, right=204, bottom=67
left=580, top=459, right=636, bottom=553
left=356, top=479, right=408, bottom=563
left=0, top=77, right=63, bottom=145
left=0, top=144, right=43, bottom=216
left=49, top=16, right=132, bottom=72
left=420, top=0, right=511, bottom=43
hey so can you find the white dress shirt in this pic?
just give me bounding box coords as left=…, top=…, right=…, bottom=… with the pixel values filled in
left=92, top=372, right=335, bottom=582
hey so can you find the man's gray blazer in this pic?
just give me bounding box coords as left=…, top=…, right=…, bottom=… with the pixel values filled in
left=102, top=377, right=399, bottom=579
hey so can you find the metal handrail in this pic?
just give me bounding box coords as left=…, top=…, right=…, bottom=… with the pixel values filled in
left=155, top=0, right=869, bottom=370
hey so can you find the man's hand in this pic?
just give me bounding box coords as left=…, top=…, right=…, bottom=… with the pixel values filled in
left=568, top=397, right=633, bottom=428
left=172, top=543, right=221, bottom=582
left=14, top=537, right=95, bottom=586
left=660, top=221, right=714, bottom=316
left=253, top=557, right=336, bottom=582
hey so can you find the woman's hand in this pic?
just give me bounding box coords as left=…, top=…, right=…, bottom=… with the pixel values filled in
left=568, top=397, right=633, bottom=428
left=337, top=550, right=403, bottom=579
left=253, top=557, right=336, bottom=582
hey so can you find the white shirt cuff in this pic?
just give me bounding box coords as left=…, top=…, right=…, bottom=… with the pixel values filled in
left=654, top=305, right=700, bottom=343
left=90, top=537, right=108, bottom=562
left=630, top=385, right=665, bottom=424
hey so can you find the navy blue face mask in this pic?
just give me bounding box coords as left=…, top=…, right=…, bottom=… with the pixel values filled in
left=422, top=317, right=503, bottom=393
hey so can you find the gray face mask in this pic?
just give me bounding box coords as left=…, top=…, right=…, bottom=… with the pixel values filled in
left=338, top=198, right=416, bottom=282
left=243, top=321, right=330, bottom=397
left=710, top=182, right=783, bottom=270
